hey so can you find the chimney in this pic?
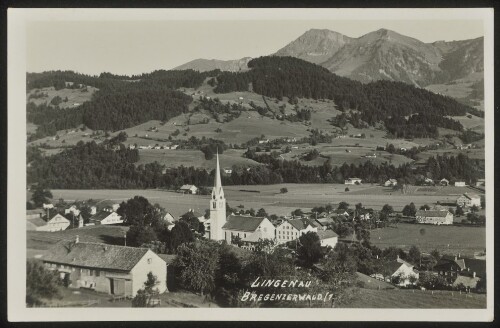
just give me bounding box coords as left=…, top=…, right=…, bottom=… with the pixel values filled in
left=458, top=253, right=461, bottom=258
left=75, top=235, right=79, bottom=243
left=454, top=256, right=457, bottom=261
left=473, top=272, right=476, bottom=278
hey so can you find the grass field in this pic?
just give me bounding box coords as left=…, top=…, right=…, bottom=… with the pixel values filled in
left=48, top=183, right=484, bottom=218
left=27, top=86, right=98, bottom=109
left=345, top=223, right=485, bottom=257
left=343, top=287, right=486, bottom=308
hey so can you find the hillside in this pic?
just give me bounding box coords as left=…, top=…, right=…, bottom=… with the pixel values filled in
left=173, top=57, right=252, bottom=72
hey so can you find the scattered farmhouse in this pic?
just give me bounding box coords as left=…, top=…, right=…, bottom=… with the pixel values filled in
left=162, top=212, right=175, bottom=223
left=344, top=178, right=362, bottom=185
left=42, top=237, right=167, bottom=297
left=179, top=184, right=198, bottom=195
left=454, top=181, right=466, bottom=187
left=384, top=179, right=398, bottom=187
left=380, top=256, right=419, bottom=287
left=316, top=229, right=338, bottom=248
left=276, top=218, right=318, bottom=244
left=222, top=215, right=276, bottom=245
left=89, top=211, right=123, bottom=225
left=27, top=212, right=71, bottom=232
left=223, top=168, right=233, bottom=174
left=415, top=209, right=453, bottom=225
left=439, top=178, right=450, bottom=186
left=423, top=177, right=434, bottom=186
left=456, top=193, right=481, bottom=208
left=434, top=255, right=486, bottom=289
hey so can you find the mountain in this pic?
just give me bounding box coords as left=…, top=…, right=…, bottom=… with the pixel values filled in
left=274, top=28, right=484, bottom=90
left=274, top=29, right=353, bottom=64
left=173, top=57, right=252, bottom=72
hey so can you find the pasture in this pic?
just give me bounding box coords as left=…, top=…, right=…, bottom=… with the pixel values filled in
left=343, top=287, right=486, bottom=308
left=48, top=183, right=483, bottom=218
left=27, top=86, right=98, bottom=109
left=348, top=223, right=485, bottom=257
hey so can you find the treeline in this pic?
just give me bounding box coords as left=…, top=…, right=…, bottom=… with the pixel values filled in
left=28, top=141, right=482, bottom=189
left=212, top=56, right=474, bottom=133
left=385, top=113, right=463, bottom=138
left=193, top=97, right=245, bottom=122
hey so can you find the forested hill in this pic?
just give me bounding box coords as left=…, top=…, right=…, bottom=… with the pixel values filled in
left=213, top=56, right=482, bottom=124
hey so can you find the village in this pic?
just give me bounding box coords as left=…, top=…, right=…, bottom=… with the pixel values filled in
left=25, top=153, right=486, bottom=308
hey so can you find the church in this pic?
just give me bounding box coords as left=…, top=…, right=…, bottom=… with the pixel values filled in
left=209, top=153, right=275, bottom=245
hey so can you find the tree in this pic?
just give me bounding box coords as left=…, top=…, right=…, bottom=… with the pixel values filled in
left=174, top=240, right=220, bottom=295
left=256, top=208, right=267, bottom=217
left=455, top=206, right=465, bottom=216
left=169, top=221, right=194, bottom=251
left=31, top=186, right=53, bottom=207
left=408, top=245, right=421, bottom=265
left=126, top=225, right=158, bottom=247
left=338, top=202, right=349, bottom=210
left=402, top=203, right=416, bottom=217
left=297, top=232, right=323, bottom=268
left=26, top=260, right=61, bottom=307
left=420, top=204, right=430, bottom=211
left=291, top=208, right=304, bottom=217
left=280, top=187, right=288, bottom=194
left=215, top=246, right=243, bottom=306
left=132, top=272, right=160, bottom=307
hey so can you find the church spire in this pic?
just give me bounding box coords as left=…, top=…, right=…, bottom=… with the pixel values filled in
left=215, top=150, right=222, bottom=190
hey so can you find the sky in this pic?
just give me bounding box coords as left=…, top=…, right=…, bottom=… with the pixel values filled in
left=26, top=19, right=484, bottom=76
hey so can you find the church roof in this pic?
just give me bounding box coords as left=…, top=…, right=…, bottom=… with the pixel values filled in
left=222, top=215, right=266, bottom=232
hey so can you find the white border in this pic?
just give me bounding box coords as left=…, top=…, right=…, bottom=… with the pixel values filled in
left=8, top=8, right=494, bottom=322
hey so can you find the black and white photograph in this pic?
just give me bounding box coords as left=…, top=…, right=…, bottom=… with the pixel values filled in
left=7, top=7, right=494, bottom=321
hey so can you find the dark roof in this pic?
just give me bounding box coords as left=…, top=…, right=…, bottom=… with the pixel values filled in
left=27, top=217, right=47, bottom=227
left=415, top=210, right=450, bottom=217
left=462, top=193, right=481, bottom=200
left=384, top=261, right=404, bottom=274
left=43, top=240, right=153, bottom=272
left=158, top=254, right=177, bottom=265
left=222, top=215, right=266, bottom=232
left=436, top=256, right=466, bottom=270
left=89, top=211, right=112, bottom=222
left=317, top=229, right=339, bottom=240
left=288, top=218, right=315, bottom=231
left=464, top=258, right=486, bottom=278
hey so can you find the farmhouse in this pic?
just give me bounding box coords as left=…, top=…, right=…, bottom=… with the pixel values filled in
left=434, top=255, right=485, bottom=288
left=162, top=212, right=175, bottom=223
left=423, top=177, right=434, bottom=186
left=344, top=178, right=362, bottom=185
left=89, top=210, right=123, bottom=225
left=64, top=205, right=81, bottom=216
left=439, top=178, right=450, bottom=186
left=42, top=237, right=167, bottom=297
left=276, top=218, right=317, bottom=244
left=27, top=212, right=71, bottom=232
left=415, top=209, right=453, bottom=225
left=316, top=229, right=338, bottom=248
left=381, top=256, right=419, bottom=287
left=454, top=181, right=466, bottom=187
left=456, top=193, right=481, bottom=208
left=222, top=215, right=276, bottom=245
left=223, top=168, right=233, bottom=174
left=384, top=179, right=398, bottom=187
left=179, top=184, right=198, bottom=194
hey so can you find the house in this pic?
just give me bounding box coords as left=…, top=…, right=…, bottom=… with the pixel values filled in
left=344, top=178, right=362, bottom=185
left=179, top=184, right=198, bottom=195
left=316, top=229, right=338, bottom=248
left=42, top=237, right=167, bottom=297
left=276, top=218, right=317, bottom=244
left=223, top=168, right=233, bottom=174
left=423, top=177, right=434, bottom=186
left=454, top=181, right=466, bottom=187
left=89, top=211, right=123, bottom=225
left=439, top=178, right=450, bottom=186
left=381, top=256, right=419, bottom=287
left=415, top=209, right=453, bottom=225
left=222, top=215, right=276, bottom=245
left=384, top=179, right=398, bottom=187
left=64, top=205, right=81, bottom=216
left=258, top=139, right=269, bottom=144
left=170, top=145, right=179, bottom=150
left=27, top=212, right=71, bottom=232
left=475, top=179, right=485, bottom=187
left=26, top=209, right=44, bottom=220
left=456, top=193, right=481, bottom=208
left=313, top=218, right=330, bottom=231
left=434, top=255, right=485, bottom=288
left=163, top=212, right=175, bottom=223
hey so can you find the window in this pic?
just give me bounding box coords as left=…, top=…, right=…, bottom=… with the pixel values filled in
left=90, top=270, right=94, bottom=276
left=96, top=270, right=100, bottom=277
left=213, top=202, right=216, bottom=209
left=147, top=258, right=152, bottom=264
left=244, top=234, right=247, bottom=238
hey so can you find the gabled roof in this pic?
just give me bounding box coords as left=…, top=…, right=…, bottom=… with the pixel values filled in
left=317, top=229, right=338, bottom=240
left=27, top=217, right=47, bottom=227
left=287, top=218, right=316, bottom=231
left=463, top=258, right=486, bottom=278
left=222, top=215, right=266, bottom=232
left=384, top=261, right=405, bottom=274
left=89, top=211, right=114, bottom=222
left=43, top=240, right=153, bottom=272
left=158, top=254, right=177, bottom=265
left=180, top=184, right=197, bottom=190
left=415, top=210, right=450, bottom=218
left=462, top=193, right=481, bottom=200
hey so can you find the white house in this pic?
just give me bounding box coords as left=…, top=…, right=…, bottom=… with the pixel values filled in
left=223, top=168, right=233, bottom=174
left=179, top=184, right=198, bottom=195
left=89, top=211, right=123, bottom=225
left=415, top=209, right=453, bottom=225
left=383, top=256, right=419, bottom=287
left=317, top=229, right=339, bottom=248
left=455, top=181, right=466, bottom=187
left=163, top=212, right=175, bottom=223
left=475, top=179, right=485, bottom=187
left=440, top=178, right=450, bottom=186
left=384, top=179, right=398, bottom=187
left=43, top=237, right=167, bottom=297
left=64, top=205, right=81, bottom=216
left=276, top=218, right=317, bottom=244
left=222, top=215, right=276, bottom=245
left=344, top=178, right=362, bottom=185
left=456, top=193, right=481, bottom=208
left=27, top=212, right=71, bottom=232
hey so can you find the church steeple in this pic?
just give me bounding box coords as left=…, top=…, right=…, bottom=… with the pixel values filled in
left=210, top=150, right=226, bottom=241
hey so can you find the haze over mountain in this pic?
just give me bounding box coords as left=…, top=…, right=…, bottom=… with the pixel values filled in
left=173, top=57, right=252, bottom=72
